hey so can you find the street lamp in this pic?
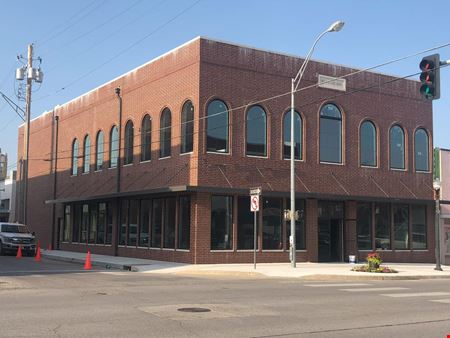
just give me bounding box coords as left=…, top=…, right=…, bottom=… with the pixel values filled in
left=290, top=21, right=344, bottom=268
left=433, top=179, right=443, bottom=271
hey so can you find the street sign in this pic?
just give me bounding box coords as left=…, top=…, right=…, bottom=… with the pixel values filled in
left=250, top=195, right=259, bottom=212
left=249, top=187, right=262, bottom=196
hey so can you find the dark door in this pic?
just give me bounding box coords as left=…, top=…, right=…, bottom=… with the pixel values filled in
left=318, top=201, right=344, bottom=262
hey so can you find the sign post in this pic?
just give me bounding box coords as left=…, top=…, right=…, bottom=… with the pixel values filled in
left=250, top=187, right=261, bottom=269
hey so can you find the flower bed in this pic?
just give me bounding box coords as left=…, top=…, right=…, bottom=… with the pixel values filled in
left=351, top=252, right=398, bottom=273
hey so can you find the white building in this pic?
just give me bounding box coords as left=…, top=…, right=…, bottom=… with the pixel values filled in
left=0, top=170, right=16, bottom=222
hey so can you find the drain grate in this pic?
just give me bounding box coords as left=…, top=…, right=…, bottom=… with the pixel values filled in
left=177, top=307, right=211, bottom=313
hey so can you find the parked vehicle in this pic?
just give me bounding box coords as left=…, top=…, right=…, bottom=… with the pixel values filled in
left=0, top=223, right=36, bottom=256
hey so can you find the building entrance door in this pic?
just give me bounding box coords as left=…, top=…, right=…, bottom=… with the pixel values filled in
left=318, top=201, right=344, bottom=262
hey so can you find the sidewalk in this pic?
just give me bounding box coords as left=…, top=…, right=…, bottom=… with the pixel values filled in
left=41, top=249, right=450, bottom=280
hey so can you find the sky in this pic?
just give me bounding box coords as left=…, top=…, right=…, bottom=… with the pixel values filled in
left=1, top=0, right=449, bottom=172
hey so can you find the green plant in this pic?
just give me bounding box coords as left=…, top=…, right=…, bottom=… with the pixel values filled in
left=367, top=252, right=382, bottom=270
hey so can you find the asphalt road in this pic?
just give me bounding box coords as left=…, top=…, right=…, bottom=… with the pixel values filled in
left=1, top=256, right=450, bottom=338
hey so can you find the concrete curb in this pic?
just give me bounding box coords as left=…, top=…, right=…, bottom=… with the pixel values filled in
left=40, top=252, right=450, bottom=281
left=41, top=253, right=126, bottom=270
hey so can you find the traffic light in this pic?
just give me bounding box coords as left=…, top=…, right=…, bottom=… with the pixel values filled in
left=419, top=54, right=440, bottom=100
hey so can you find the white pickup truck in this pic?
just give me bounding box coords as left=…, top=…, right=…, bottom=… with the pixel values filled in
left=0, top=222, right=36, bottom=256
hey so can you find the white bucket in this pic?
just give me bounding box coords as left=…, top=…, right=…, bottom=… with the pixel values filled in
left=349, top=255, right=356, bottom=264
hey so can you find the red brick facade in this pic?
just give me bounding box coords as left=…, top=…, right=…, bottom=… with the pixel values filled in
left=17, top=37, right=435, bottom=264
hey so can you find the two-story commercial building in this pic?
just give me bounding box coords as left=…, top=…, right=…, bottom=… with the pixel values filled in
left=17, top=37, right=435, bottom=263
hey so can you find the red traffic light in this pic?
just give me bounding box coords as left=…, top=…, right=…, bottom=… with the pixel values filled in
left=419, top=54, right=440, bottom=100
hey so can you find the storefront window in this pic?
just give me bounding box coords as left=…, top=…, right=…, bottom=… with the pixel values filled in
left=89, top=204, right=97, bottom=244
left=106, top=203, right=113, bottom=245
left=178, top=196, right=190, bottom=250
left=72, top=204, right=81, bottom=243
left=262, top=198, right=282, bottom=250
left=412, top=205, right=426, bottom=249
left=237, top=196, right=254, bottom=250
left=64, top=205, right=71, bottom=242
left=163, top=198, right=176, bottom=249
left=357, top=202, right=372, bottom=250
left=119, top=200, right=128, bottom=246
left=139, top=200, right=151, bottom=247
left=211, top=196, right=233, bottom=250
left=394, top=204, right=409, bottom=249
left=151, top=199, right=163, bottom=248
left=81, top=204, right=89, bottom=244
left=97, top=203, right=106, bottom=245
left=127, top=200, right=138, bottom=247
left=375, top=203, right=390, bottom=250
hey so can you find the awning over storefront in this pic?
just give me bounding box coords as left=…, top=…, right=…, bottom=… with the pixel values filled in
left=45, top=185, right=435, bottom=205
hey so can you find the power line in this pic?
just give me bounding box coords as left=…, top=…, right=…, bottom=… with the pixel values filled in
left=40, top=0, right=144, bottom=57
left=38, top=0, right=108, bottom=47
left=35, top=0, right=201, bottom=100
left=40, top=0, right=166, bottom=78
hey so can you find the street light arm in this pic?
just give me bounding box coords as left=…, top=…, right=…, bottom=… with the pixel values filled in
left=293, top=29, right=329, bottom=90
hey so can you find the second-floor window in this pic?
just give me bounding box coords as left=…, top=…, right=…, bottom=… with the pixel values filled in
left=206, top=99, right=229, bottom=153
left=124, top=120, right=134, bottom=165
left=390, top=125, right=405, bottom=170
left=96, top=131, right=104, bottom=171
left=181, top=101, right=194, bottom=154
left=360, top=120, right=377, bottom=167
left=160, top=108, right=171, bottom=158
left=110, top=126, right=119, bottom=168
left=415, top=128, right=429, bottom=172
left=71, top=139, right=79, bottom=176
left=141, top=115, right=151, bottom=162
left=246, top=105, right=267, bottom=157
left=83, top=135, right=90, bottom=173
left=319, top=103, right=342, bottom=163
left=283, top=110, right=302, bottom=160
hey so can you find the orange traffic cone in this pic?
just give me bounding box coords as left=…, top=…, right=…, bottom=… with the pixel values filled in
left=35, top=243, right=41, bottom=262
left=16, top=245, right=22, bottom=259
left=84, top=251, right=92, bottom=270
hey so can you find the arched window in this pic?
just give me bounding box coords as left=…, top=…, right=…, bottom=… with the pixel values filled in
left=283, top=110, right=302, bottom=160
left=95, top=131, right=104, bottom=171
left=415, top=128, right=429, bottom=172
left=390, top=125, right=405, bottom=170
left=319, top=103, right=342, bottom=163
left=83, top=135, right=90, bottom=173
left=360, top=120, right=377, bottom=167
left=71, top=139, right=79, bottom=176
left=110, top=126, right=119, bottom=168
left=206, top=99, right=229, bottom=153
left=160, top=108, right=171, bottom=158
left=246, top=105, right=267, bottom=157
left=141, top=115, right=151, bottom=162
left=124, top=120, right=134, bottom=165
left=181, top=101, right=194, bottom=154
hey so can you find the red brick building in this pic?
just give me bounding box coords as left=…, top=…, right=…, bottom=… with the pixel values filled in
left=17, top=37, right=435, bottom=263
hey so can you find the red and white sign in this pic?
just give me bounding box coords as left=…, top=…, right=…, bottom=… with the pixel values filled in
left=250, top=195, right=259, bottom=212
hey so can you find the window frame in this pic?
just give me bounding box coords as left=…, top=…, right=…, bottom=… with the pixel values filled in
left=109, top=125, right=119, bottom=168
left=82, top=135, right=90, bottom=174
left=181, top=101, right=194, bottom=154
left=319, top=103, right=343, bottom=164
left=140, top=115, right=151, bottom=162
left=124, top=120, right=134, bottom=165
left=389, top=124, right=406, bottom=171
left=282, top=109, right=303, bottom=161
left=414, top=128, right=430, bottom=172
left=246, top=105, right=268, bottom=158
left=159, top=108, right=172, bottom=159
left=95, top=130, right=104, bottom=171
left=206, top=99, right=230, bottom=154
left=359, top=120, right=377, bottom=168
left=71, top=138, right=79, bottom=176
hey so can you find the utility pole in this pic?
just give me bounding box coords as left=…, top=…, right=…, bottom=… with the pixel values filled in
left=22, top=44, right=33, bottom=225
left=16, top=44, right=44, bottom=225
